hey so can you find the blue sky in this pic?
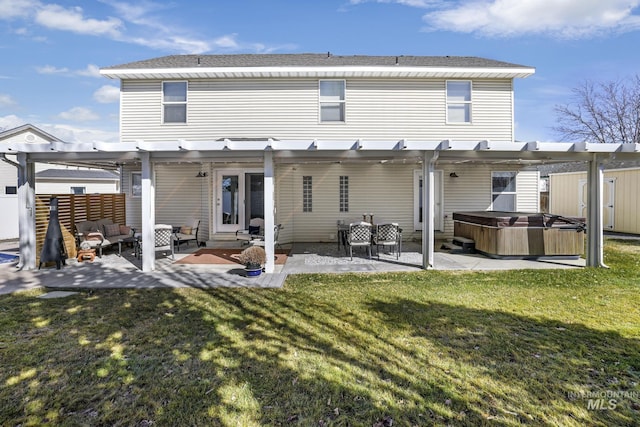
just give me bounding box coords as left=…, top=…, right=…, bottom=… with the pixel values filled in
left=1, top=0, right=640, bottom=144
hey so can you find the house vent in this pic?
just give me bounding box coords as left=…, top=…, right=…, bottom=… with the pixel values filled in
left=25, top=134, right=36, bottom=142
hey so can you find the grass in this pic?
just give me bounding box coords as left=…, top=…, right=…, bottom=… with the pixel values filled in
left=1, top=240, right=639, bottom=426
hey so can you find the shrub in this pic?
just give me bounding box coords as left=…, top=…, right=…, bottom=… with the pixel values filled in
left=237, top=245, right=266, bottom=268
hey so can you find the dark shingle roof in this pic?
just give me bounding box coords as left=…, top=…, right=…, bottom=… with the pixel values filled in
left=103, top=54, right=531, bottom=70
left=36, top=169, right=120, bottom=180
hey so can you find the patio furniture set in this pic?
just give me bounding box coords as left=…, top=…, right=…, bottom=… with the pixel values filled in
left=337, top=215, right=403, bottom=260
left=74, top=218, right=200, bottom=261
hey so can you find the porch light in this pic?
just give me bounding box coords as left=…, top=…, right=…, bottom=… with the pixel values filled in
left=449, top=172, right=459, bottom=178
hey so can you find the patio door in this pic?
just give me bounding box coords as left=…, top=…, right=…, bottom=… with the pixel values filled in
left=414, top=170, right=444, bottom=231
left=216, top=170, right=264, bottom=232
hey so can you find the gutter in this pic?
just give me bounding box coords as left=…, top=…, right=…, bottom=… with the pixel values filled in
left=1, top=153, right=20, bottom=168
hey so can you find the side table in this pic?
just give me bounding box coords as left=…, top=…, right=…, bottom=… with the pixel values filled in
left=118, top=236, right=139, bottom=256
left=77, top=248, right=96, bottom=262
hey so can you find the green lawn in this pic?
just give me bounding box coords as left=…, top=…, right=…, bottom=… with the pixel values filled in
left=1, top=240, right=639, bottom=426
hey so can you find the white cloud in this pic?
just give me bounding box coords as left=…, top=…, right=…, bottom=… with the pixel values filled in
left=36, top=65, right=69, bottom=74
left=0, top=114, right=119, bottom=143
left=76, top=64, right=102, bottom=78
left=421, top=0, right=640, bottom=38
left=36, top=64, right=102, bottom=77
left=0, top=115, right=27, bottom=131
left=57, top=107, right=99, bottom=122
left=35, top=4, right=123, bottom=37
left=93, top=85, right=120, bottom=103
left=0, top=94, right=17, bottom=107
left=349, top=0, right=436, bottom=7
left=0, top=0, right=38, bottom=19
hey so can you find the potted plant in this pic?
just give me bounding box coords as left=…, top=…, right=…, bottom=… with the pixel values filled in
left=237, top=245, right=266, bottom=277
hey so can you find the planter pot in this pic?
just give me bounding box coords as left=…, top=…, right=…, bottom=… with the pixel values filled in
left=245, top=268, right=262, bottom=277
left=245, top=263, right=262, bottom=277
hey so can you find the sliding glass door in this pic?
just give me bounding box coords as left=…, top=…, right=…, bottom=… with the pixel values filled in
left=216, top=170, right=264, bottom=232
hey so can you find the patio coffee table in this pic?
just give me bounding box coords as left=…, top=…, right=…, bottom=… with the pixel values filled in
left=118, top=236, right=139, bottom=257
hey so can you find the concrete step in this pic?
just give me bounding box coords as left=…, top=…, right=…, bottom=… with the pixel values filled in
left=451, top=236, right=476, bottom=253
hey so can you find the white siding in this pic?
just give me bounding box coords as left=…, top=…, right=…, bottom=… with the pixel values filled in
left=282, top=163, right=415, bottom=242
left=36, top=181, right=118, bottom=194
left=120, top=78, right=515, bottom=143
left=516, top=170, right=540, bottom=212
left=125, top=164, right=211, bottom=241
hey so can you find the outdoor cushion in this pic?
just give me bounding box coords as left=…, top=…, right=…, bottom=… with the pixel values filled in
left=119, top=225, right=132, bottom=236
left=104, top=223, right=121, bottom=237
left=96, top=218, right=113, bottom=234
left=180, top=226, right=193, bottom=235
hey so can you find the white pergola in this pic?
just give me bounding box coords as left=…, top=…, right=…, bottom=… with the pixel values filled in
left=4, top=139, right=639, bottom=272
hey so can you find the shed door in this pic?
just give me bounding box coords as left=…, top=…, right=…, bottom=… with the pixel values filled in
left=578, top=178, right=615, bottom=230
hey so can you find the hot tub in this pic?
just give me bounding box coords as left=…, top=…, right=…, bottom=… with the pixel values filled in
left=453, top=211, right=585, bottom=258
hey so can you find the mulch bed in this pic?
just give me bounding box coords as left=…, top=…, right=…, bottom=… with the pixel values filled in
left=174, top=248, right=289, bottom=265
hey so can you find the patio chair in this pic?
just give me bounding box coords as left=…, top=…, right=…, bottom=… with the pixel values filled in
left=346, top=221, right=372, bottom=260
left=374, top=223, right=401, bottom=260
left=236, top=218, right=265, bottom=246
left=174, top=219, right=200, bottom=251
left=154, top=224, right=174, bottom=260
left=249, top=224, right=283, bottom=250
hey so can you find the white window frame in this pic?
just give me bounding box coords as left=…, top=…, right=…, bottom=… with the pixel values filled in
left=70, top=186, right=86, bottom=195
left=162, top=81, right=188, bottom=124
left=446, top=80, right=472, bottom=124
left=131, top=171, right=142, bottom=198
left=319, top=80, right=346, bottom=123
left=491, top=171, right=517, bottom=211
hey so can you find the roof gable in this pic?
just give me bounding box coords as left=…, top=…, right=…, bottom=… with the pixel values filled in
left=0, top=124, right=62, bottom=145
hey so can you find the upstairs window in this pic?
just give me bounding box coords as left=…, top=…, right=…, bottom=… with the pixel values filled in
left=492, top=171, right=517, bottom=211
left=446, top=80, right=472, bottom=124
left=70, top=186, right=86, bottom=195
left=163, top=81, right=187, bottom=123
left=319, top=80, right=345, bottom=122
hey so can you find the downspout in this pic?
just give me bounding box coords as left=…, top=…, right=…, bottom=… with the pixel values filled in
left=1, top=153, right=20, bottom=169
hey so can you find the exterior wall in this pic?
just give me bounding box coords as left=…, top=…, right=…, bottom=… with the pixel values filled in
left=124, top=163, right=211, bottom=242
left=123, top=162, right=539, bottom=243
left=438, top=166, right=538, bottom=236
left=0, top=159, right=18, bottom=239
left=550, top=169, right=640, bottom=234
left=36, top=180, right=118, bottom=194
left=120, top=78, right=515, bottom=143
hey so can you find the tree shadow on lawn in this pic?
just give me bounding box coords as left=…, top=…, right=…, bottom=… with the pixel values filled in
left=1, top=284, right=639, bottom=426
left=367, top=298, right=640, bottom=426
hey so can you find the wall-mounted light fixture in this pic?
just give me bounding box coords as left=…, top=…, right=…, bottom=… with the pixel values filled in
left=196, top=171, right=208, bottom=178
left=449, top=172, right=459, bottom=178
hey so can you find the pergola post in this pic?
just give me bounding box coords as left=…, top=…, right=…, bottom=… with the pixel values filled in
left=586, top=154, right=606, bottom=267
left=421, top=151, right=438, bottom=269
left=263, top=151, right=275, bottom=273
left=17, top=153, right=36, bottom=270
left=140, top=152, right=156, bottom=272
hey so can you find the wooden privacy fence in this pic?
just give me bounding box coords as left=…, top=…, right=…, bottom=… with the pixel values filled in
left=36, top=194, right=126, bottom=262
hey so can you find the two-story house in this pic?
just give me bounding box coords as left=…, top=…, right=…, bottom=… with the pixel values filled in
left=6, top=54, right=636, bottom=271
left=99, top=54, right=542, bottom=269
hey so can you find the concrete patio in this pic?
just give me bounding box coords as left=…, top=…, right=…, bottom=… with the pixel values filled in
left=0, top=238, right=587, bottom=295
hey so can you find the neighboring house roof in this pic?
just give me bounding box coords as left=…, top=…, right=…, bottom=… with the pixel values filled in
left=35, top=169, right=120, bottom=180
left=0, top=123, right=62, bottom=143
left=101, top=53, right=535, bottom=80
